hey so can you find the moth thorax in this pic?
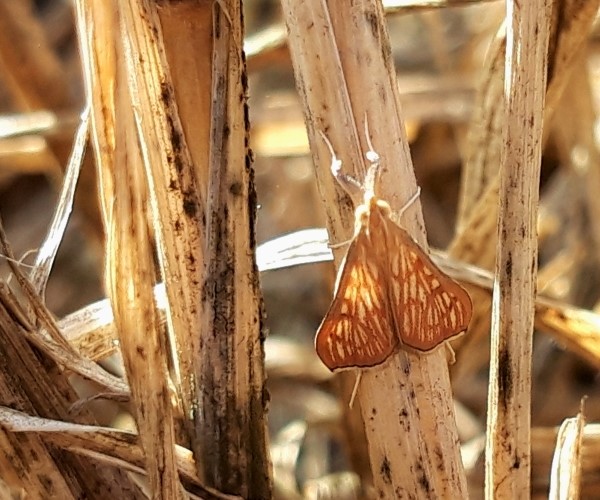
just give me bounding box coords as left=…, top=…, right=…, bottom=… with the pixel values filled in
left=372, top=197, right=392, bottom=216
left=354, top=204, right=370, bottom=232
left=354, top=196, right=391, bottom=233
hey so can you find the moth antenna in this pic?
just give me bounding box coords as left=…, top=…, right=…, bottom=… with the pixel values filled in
left=318, top=130, right=362, bottom=197
left=363, top=115, right=380, bottom=199
left=363, top=113, right=379, bottom=163
left=318, top=130, right=342, bottom=175
left=349, top=371, right=362, bottom=409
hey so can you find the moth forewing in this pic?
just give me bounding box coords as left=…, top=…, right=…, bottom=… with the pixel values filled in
left=315, top=219, right=398, bottom=371
left=381, top=211, right=472, bottom=351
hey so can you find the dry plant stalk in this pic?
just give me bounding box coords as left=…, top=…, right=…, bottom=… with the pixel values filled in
left=0, top=227, right=126, bottom=394
left=119, top=0, right=205, bottom=447
left=109, top=50, right=185, bottom=498
left=548, top=405, right=585, bottom=499
left=282, top=1, right=467, bottom=497
left=449, top=0, right=600, bottom=383
left=383, top=0, right=498, bottom=11
left=0, top=282, right=139, bottom=498
left=74, top=0, right=118, bottom=226
left=192, top=1, right=271, bottom=495
left=123, top=0, right=270, bottom=496
left=77, top=0, right=270, bottom=497
left=455, top=0, right=600, bottom=257
left=532, top=422, right=600, bottom=497
left=0, top=407, right=240, bottom=500
left=78, top=1, right=185, bottom=496
left=27, top=107, right=90, bottom=298
left=485, top=1, right=551, bottom=498
left=0, top=126, right=139, bottom=496
left=455, top=31, right=505, bottom=230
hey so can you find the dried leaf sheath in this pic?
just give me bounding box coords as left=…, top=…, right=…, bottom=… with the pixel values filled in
left=316, top=195, right=472, bottom=371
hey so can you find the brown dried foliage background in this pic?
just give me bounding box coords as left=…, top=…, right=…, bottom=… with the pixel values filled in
left=0, top=1, right=600, bottom=498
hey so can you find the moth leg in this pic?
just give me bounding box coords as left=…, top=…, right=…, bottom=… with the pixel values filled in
left=398, top=186, right=422, bottom=218
left=328, top=238, right=352, bottom=250
left=363, top=113, right=378, bottom=164
left=444, top=342, right=457, bottom=365
left=349, top=371, right=362, bottom=409
left=318, top=130, right=363, bottom=199
left=362, top=115, right=382, bottom=199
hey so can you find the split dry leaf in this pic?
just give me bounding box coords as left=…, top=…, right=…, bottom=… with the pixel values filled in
left=548, top=403, right=585, bottom=500
left=27, top=107, right=89, bottom=299
left=56, top=233, right=600, bottom=373
left=0, top=222, right=127, bottom=396
left=0, top=407, right=241, bottom=500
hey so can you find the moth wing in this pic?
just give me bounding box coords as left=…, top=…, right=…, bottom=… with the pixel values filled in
left=385, top=219, right=472, bottom=351
left=315, top=229, right=397, bottom=371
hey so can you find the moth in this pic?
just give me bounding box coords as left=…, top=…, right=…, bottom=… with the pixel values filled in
left=315, top=135, right=473, bottom=372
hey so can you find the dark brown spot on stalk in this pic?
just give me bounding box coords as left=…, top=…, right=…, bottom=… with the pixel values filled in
left=161, top=83, right=186, bottom=174
left=419, top=472, right=431, bottom=492
left=247, top=166, right=258, bottom=250
left=415, top=462, right=431, bottom=493
left=38, top=475, right=53, bottom=493
left=498, top=348, right=513, bottom=408
left=505, top=252, right=513, bottom=278
left=230, top=182, right=243, bottom=196
left=241, top=70, right=248, bottom=95
left=380, top=456, right=392, bottom=484
left=183, top=197, right=198, bottom=217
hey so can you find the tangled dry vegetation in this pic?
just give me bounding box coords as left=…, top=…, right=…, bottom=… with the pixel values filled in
left=0, top=0, right=600, bottom=499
